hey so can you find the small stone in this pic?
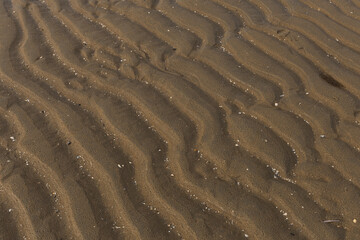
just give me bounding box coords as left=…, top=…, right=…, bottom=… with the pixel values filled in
left=353, top=219, right=357, bottom=223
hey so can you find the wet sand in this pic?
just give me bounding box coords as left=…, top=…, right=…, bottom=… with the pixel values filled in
left=0, top=0, right=360, bottom=239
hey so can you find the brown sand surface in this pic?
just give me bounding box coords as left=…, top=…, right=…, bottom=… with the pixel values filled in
left=0, top=0, right=360, bottom=239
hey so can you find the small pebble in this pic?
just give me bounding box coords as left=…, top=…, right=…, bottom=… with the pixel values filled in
left=353, top=219, right=357, bottom=223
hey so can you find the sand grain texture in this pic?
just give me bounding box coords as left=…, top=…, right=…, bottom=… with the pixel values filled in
left=0, top=0, right=359, bottom=239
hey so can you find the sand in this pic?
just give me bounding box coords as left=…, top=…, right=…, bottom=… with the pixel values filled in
left=0, top=0, right=359, bottom=239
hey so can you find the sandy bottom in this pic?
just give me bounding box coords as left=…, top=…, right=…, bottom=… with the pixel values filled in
left=0, top=0, right=360, bottom=239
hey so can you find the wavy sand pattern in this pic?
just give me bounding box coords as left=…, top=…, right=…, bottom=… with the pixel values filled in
left=0, top=0, right=359, bottom=239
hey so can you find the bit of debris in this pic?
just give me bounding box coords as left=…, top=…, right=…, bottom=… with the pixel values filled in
left=322, top=219, right=340, bottom=223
